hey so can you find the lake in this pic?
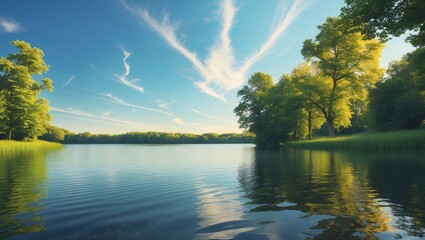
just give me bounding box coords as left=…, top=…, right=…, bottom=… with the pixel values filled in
left=1, top=144, right=424, bottom=239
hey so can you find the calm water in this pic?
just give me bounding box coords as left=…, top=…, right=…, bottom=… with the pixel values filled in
left=1, top=144, right=425, bottom=239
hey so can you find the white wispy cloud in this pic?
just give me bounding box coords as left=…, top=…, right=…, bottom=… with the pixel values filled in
left=191, top=108, right=237, bottom=125
left=239, top=0, right=308, bottom=73
left=104, top=93, right=189, bottom=128
left=62, top=75, right=75, bottom=87
left=121, top=0, right=309, bottom=101
left=103, top=112, right=112, bottom=117
left=0, top=18, right=23, bottom=33
left=104, top=93, right=169, bottom=115
left=117, top=47, right=145, bottom=93
left=50, top=107, right=152, bottom=129
left=57, top=89, right=172, bottom=117
left=158, top=101, right=189, bottom=126
left=63, top=116, right=133, bottom=128
left=158, top=99, right=175, bottom=110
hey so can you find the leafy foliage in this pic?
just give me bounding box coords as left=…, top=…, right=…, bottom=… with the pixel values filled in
left=341, top=0, right=425, bottom=47
left=233, top=4, right=424, bottom=148
left=369, top=49, right=425, bottom=131
left=0, top=40, right=53, bottom=140
left=301, top=17, right=384, bottom=136
left=234, top=72, right=275, bottom=148
left=289, top=63, right=326, bottom=139
left=234, top=72, right=273, bottom=132
left=234, top=69, right=328, bottom=149
left=39, top=125, right=66, bottom=142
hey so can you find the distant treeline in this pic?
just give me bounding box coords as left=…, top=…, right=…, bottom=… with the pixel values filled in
left=40, top=127, right=254, bottom=144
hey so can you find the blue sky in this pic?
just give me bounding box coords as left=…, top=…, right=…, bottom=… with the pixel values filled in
left=0, top=0, right=414, bottom=134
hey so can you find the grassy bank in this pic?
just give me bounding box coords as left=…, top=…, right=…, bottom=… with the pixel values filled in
left=285, top=129, right=425, bottom=151
left=0, top=140, right=62, bottom=155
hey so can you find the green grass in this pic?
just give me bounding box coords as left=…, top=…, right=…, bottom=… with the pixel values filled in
left=285, top=129, right=425, bottom=151
left=0, top=140, right=62, bottom=155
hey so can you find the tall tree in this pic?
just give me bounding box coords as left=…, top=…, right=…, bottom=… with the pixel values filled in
left=290, top=63, right=326, bottom=140
left=0, top=40, right=53, bottom=140
left=301, top=17, right=384, bottom=137
left=234, top=72, right=274, bottom=148
left=341, top=0, right=425, bottom=47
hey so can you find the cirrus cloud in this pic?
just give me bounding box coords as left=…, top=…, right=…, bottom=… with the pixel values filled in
left=120, top=0, right=310, bottom=102
left=116, top=47, right=145, bottom=93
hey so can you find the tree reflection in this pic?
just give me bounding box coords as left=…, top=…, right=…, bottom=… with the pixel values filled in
left=0, top=151, right=50, bottom=239
left=238, top=149, right=407, bottom=239
left=363, top=152, right=425, bottom=238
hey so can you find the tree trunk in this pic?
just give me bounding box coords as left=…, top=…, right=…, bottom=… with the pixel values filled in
left=8, top=130, right=12, bottom=141
left=326, top=119, right=336, bottom=137
left=308, top=111, right=312, bottom=140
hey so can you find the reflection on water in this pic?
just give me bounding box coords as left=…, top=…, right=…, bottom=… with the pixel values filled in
left=0, top=151, right=50, bottom=239
left=194, top=182, right=255, bottom=239
left=238, top=149, right=425, bottom=239
left=365, top=152, right=425, bottom=238
left=0, top=145, right=424, bottom=239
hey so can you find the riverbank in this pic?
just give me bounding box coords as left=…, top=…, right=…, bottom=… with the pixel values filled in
left=0, top=140, right=62, bottom=155
left=285, top=129, right=425, bottom=151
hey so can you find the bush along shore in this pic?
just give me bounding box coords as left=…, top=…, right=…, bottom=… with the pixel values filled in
left=284, top=129, right=425, bottom=151
left=0, top=140, right=62, bottom=155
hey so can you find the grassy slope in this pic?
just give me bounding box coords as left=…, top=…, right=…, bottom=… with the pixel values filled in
left=285, top=129, right=425, bottom=151
left=0, top=140, right=62, bottom=155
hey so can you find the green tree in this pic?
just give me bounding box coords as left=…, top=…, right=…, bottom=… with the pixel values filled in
left=341, top=0, right=425, bottom=100
left=341, top=0, right=425, bottom=47
left=262, top=76, right=305, bottom=145
left=39, top=125, right=66, bottom=142
left=369, top=52, right=425, bottom=131
left=234, top=72, right=274, bottom=148
left=0, top=40, right=53, bottom=140
left=301, top=17, right=384, bottom=137
left=290, top=63, right=326, bottom=140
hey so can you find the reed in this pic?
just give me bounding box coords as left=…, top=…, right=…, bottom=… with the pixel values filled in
left=285, top=129, right=425, bottom=151
left=0, top=140, right=62, bottom=155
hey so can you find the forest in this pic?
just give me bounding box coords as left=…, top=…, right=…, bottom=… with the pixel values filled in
left=40, top=127, right=254, bottom=144
left=234, top=0, right=425, bottom=149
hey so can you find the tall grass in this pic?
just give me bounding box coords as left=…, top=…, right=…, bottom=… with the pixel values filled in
left=285, top=129, right=425, bottom=151
left=0, top=140, right=62, bottom=156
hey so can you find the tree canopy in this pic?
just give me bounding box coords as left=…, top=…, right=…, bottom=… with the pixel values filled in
left=301, top=17, right=384, bottom=136
left=234, top=73, right=274, bottom=146
left=341, top=0, right=425, bottom=47
left=0, top=40, right=53, bottom=140
left=369, top=48, right=425, bottom=130
left=232, top=3, right=424, bottom=148
left=288, top=63, right=326, bottom=140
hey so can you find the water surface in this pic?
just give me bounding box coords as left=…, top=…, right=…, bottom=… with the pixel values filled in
left=0, top=144, right=424, bottom=239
